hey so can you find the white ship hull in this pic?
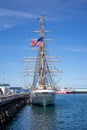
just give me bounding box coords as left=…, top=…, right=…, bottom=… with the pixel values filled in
left=31, top=89, right=56, bottom=107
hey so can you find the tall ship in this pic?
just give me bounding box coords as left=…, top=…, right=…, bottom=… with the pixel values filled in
left=23, top=15, right=60, bottom=107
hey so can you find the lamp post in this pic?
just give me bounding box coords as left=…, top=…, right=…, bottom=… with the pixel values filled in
left=3, top=72, right=5, bottom=84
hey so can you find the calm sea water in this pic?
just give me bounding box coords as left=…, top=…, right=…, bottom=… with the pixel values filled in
left=6, top=94, right=87, bottom=130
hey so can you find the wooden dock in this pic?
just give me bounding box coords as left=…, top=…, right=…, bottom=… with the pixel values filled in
left=0, top=93, right=30, bottom=129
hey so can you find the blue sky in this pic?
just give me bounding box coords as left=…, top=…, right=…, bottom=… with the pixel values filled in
left=0, top=0, right=87, bottom=88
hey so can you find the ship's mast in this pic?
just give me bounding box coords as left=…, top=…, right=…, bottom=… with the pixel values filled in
left=39, top=15, right=45, bottom=87
left=40, top=15, right=45, bottom=38
left=23, top=15, right=60, bottom=89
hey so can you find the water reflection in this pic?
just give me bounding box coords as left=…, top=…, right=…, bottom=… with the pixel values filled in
left=7, top=104, right=59, bottom=130
left=29, top=105, right=58, bottom=130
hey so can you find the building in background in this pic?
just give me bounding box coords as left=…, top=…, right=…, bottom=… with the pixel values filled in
left=0, top=84, right=10, bottom=95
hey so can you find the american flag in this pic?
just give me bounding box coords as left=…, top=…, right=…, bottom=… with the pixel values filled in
left=31, top=37, right=44, bottom=47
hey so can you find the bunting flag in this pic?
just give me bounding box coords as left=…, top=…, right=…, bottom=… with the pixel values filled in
left=31, top=37, right=44, bottom=47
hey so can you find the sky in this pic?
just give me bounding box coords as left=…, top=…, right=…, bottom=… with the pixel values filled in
left=0, top=0, right=87, bottom=88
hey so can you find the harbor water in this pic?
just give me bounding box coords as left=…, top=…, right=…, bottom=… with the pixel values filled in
left=7, top=94, right=87, bottom=130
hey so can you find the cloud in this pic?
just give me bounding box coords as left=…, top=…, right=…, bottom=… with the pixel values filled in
left=0, top=22, right=13, bottom=30
left=70, top=48, right=87, bottom=52
left=0, top=8, right=38, bottom=30
left=64, top=47, right=87, bottom=52
left=73, top=77, right=87, bottom=80
left=0, top=45, right=29, bottom=50
left=0, top=0, right=87, bottom=30
left=0, top=8, right=36, bottom=18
